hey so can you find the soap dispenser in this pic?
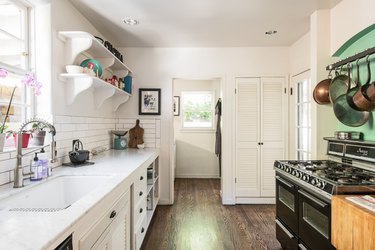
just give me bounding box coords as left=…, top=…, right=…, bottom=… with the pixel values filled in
left=30, top=153, right=42, bottom=181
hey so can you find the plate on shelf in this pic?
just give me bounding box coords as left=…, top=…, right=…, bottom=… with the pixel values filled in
left=80, top=59, right=103, bottom=77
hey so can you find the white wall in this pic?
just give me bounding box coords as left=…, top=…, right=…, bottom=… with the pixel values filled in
left=117, top=47, right=289, bottom=204
left=330, top=0, right=375, bottom=55
left=289, top=32, right=310, bottom=76
left=173, top=79, right=220, bottom=178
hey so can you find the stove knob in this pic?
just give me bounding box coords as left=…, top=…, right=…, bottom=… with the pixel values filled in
left=295, top=171, right=301, bottom=178
left=285, top=167, right=290, bottom=173
left=292, top=170, right=296, bottom=176
left=311, top=179, right=316, bottom=185
left=317, top=181, right=326, bottom=189
left=280, top=165, right=284, bottom=170
left=302, top=175, right=309, bottom=182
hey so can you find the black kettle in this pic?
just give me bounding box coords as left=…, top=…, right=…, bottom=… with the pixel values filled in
left=69, top=140, right=90, bottom=164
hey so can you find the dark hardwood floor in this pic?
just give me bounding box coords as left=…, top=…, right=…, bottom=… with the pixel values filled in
left=141, top=178, right=282, bottom=250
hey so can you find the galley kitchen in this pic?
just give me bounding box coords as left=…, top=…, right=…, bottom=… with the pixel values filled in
left=0, top=0, right=375, bottom=250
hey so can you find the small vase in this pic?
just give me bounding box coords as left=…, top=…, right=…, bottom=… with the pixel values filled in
left=13, top=133, right=31, bottom=148
left=0, top=133, right=5, bottom=152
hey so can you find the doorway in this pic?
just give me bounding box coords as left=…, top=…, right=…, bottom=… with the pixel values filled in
left=172, top=78, right=222, bottom=181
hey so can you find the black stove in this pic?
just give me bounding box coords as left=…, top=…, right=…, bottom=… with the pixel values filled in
left=275, top=160, right=375, bottom=198
left=275, top=138, right=375, bottom=199
left=274, top=138, right=375, bottom=250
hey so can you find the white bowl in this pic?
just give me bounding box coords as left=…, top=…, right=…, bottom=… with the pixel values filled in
left=137, top=144, right=145, bottom=149
left=66, top=65, right=83, bottom=74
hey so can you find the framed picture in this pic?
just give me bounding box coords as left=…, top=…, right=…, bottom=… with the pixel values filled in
left=173, top=96, right=180, bottom=116
left=139, top=88, right=161, bottom=115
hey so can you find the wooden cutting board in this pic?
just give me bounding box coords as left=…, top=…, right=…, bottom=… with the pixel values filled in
left=128, top=119, right=144, bottom=148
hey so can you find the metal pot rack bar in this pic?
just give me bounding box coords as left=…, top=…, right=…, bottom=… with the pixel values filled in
left=326, top=46, right=375, bottom=70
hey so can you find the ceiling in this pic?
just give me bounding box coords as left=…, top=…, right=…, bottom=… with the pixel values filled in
left=69, top=0, right=341, bottom=48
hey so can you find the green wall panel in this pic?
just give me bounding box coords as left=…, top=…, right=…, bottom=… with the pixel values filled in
left=333, top=26, right=375, bottom=140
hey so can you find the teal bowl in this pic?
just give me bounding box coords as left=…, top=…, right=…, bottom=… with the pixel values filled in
left=80, top=59, right=102, bottom=77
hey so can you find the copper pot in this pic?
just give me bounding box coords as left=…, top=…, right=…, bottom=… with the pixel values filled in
left=351, top=56, right=375, bottom=111
left=313, top=78, right=331, bottom=104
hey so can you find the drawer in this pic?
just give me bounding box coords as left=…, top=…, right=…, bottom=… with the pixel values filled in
left=134, top=197, right=147, bottom=228
left=79, top=193, right=127, bottom=249
left=135, top=215, right=148, bottom=250
left=134, top=173, right=147, bottom=206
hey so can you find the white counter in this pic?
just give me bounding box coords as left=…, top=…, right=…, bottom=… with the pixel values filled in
left=0, top=148, right=159, bottom=250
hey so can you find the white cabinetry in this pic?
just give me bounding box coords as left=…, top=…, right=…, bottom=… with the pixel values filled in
left=78, top=190, right=131, bottom=250
left=235, top=77, right=287, bottom=203
left=57, top=31, right=132, bottom=111
left=133, top=156, right=159, bottom=250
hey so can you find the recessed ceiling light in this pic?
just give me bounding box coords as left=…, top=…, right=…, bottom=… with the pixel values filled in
left=265, top=30, right=277, bottom=35
left=123, top=18, right=139, bottom=25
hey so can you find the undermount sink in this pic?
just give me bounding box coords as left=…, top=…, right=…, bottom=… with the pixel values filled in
left=0, top=175, right=113, bottom=212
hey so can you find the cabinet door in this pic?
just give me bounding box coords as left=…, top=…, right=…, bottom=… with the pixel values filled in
left=235, top=77, right=261, bottom=197
left=260, top=77, right=286, bottom=197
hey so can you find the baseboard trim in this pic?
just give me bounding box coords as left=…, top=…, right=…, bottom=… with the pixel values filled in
left=158, top=199, right=173, bottom=205
left=175, top=174, right=220, bottom=179
left=235, top=197, right=276, bottom=204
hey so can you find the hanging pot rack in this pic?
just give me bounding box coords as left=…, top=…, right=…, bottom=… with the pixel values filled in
left=326, top=46, right=375, bottom=70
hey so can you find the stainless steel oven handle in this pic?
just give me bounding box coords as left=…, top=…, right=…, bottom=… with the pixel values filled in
left=275, top=175, right=294, bottom=188
left=298, top=243, right=308, bottom=250
left=275, top=219, right=294, bottom=239
left=298, top=190, right=328, bottom=208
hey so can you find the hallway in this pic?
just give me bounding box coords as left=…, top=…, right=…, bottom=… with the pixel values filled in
left=141, top=179, right=281, bottom=250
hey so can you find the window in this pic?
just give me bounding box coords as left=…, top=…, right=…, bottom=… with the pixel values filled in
left=181, top=91, right=214, bottom=129
left=0, top=0, right=33, bottom=136
left=296, top=78, right=311, bottom=160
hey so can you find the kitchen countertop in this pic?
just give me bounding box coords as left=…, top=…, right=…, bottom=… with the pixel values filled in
left=0, top=148, right=159, bottom=250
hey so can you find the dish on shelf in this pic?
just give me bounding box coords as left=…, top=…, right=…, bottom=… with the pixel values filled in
left=80, top=59, right=103, bottom=77
left=66, top=65, right=83, bottom=74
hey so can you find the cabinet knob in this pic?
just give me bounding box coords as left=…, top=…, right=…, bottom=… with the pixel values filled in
left=109, top=210, right=117, bottom=219
left=139, top=208, right=143, bottom=213
left=140, top=176, right=144, bottom=180
left=139, top=191, right=143, bottom=196
left=141, top=227, right=145, bottom=233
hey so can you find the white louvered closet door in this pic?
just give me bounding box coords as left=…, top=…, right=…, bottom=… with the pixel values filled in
left=235, top=78, right=261, bottom=197
left=260, top=77, right=286, bottom=197
left=235, top=77, right=286, bottom=200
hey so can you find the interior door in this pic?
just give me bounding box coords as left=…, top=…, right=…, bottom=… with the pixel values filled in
left=235, top=77, right=261, bottom=197
left=290, top=71, right=311, bottom=160
left=260, top=77, right=286, bottom=196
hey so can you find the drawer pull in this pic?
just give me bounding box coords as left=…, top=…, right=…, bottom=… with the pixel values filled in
left=139, top=191, right=143, bottom=196
left=141, top=227, right=145, bottom=233
left=140, top=176, right=144, bottom=180
left=109, top=210, right=117, bottom=219
left=139, top=208, right=143, bottom=213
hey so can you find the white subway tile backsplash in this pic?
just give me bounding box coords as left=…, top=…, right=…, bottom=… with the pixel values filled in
left=0, top=116, right=160, bottom=187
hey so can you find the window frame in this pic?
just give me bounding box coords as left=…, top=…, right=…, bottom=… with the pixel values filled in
left=0, top=0, right=35, bottom=143
left=180, top=90, right=216, bottom=132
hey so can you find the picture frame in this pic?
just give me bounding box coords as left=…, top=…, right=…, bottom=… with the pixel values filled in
left=173, top=96, right=180, bottom=116
left=139, top=88, right=161, bottom=115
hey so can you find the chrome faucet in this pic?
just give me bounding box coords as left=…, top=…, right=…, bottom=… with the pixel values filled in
left=14, top=118, right=57, bottom=188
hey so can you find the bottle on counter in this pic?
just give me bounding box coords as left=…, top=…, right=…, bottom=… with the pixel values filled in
left=30, top=153, right=42, bottom=181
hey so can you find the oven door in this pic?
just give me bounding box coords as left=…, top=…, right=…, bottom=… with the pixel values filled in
left=276, top=174, right=298, bottom=234
left=298, top=189, right=335, bottom=250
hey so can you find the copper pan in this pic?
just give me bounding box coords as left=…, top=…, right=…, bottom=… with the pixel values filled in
left=313, top=71, right=332, bottom=104
left=351, top=56, right=375, bottom=111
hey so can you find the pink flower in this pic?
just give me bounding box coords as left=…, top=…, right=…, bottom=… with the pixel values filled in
left=0, top=68, right=8, bottom=78
left=21, top=73, right=42, bottom=95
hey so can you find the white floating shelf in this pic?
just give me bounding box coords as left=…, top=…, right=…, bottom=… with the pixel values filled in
left=58, top=31, right=132, bottom=72
left=59, top=73, right=131, bottom=111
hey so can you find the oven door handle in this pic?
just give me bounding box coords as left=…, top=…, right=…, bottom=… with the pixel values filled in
left=275, top=219, right=294, bottom=239
left=298, top=243, right=308, bottom=250
left=275, top=176, right=294, bottom=189
left=298, top=190, right=328, bottom=208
